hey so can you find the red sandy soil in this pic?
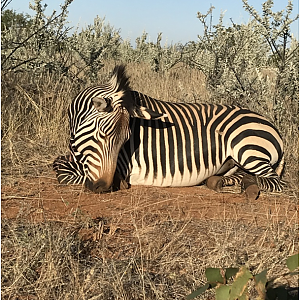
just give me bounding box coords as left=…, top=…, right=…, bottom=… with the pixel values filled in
left=1, top=175, right=298, bottom=227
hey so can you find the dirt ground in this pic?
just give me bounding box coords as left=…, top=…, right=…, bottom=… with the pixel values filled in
left=1, top=172, right=299, bottom=299
left=2, top=173, right=298, bottom=227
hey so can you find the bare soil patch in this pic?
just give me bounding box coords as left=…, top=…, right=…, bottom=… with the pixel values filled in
left=1, top=174, right=298, bottom=226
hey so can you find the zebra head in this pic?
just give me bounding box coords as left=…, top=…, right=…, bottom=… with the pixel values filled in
left=68, top=65, right=165, bottom=193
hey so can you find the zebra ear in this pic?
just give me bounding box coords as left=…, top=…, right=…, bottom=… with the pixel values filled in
left=92, top=96, right=112, bottom=113
left=131, top=106, right=167, bottom=120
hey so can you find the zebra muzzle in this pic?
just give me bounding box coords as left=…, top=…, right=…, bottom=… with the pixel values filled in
left=85, top=178, right=111, bottom=193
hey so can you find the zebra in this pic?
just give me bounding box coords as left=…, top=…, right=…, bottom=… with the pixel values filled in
left=53, top=65, right=285, bottom=200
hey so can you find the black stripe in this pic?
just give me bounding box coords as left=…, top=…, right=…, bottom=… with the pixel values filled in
left=218, top=133, right=223, bottom=165
left=148, top=99, right=166, bottom=180
left=166, top=103, right=184, bottom=175
left=188, top=104, right=201, bottom=172
left=223, top=114, right=277, bottom=146
left=196, top=104, right=209, bottom=169
left=132, top=118, right=142, bottom=169
left=207, top=104, right=214, bottom=122
left=75, top=126, right=101, bottom=150
left=139, top=91, right=147, bottom=107
left=120, top=126, right=133, bottom=175
left=116, top=148, right=129, bottom=179
left=215, top=105, right=224, bottom=115
left=178, top=104, right=193, bottom=174
left=154, top=101, right=167, bottom=178
left=243, top=160, right=271, bottom=174
left=242, top=157, right=269, bottom=167
left=83, top=145, right=102, bottom=162
left=140, top=94, right=153, bottom=179
left=159, top=102, right=176, bottom=177
left=207, top=106, right=217, bottom=167
left=203, top=104, right=209, bottom=125
left=142, top=118, right=150, bottom=178
left=212, top=104, right=230, bottom=166
left=237, top=144, right=272, bottom=163
left=231, top=129, right=282, bottom=157
left=219, top=108, right=248, bottom=134
left=147, top=99, right=158, bottom=180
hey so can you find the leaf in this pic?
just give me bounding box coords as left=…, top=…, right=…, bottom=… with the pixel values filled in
left=216, top=284, right=231, bottom=300
left=229, top=266, right=252, bottom=300
left=286, top=253, right=299, bottom=271
left=205, top=268, right=224, bottom=285
left=186, top=283, right=210, bottom=300
left=254, top=269, right=268, bottom=299
left=225, top=268, right=239, bottom=280
left=238, top=287, right=249, bottom=300
left=254, top=270, right=267, bottom=299
left=254, top=269, right=268, bottom=285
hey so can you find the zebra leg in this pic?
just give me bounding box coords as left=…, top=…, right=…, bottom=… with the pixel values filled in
left=216, top=158, right=236, bottom=175
left=241, top=174, right=260, bottom=200
left=206, top=159, right=236, bottom=191
left=207, top=156, right=285, bottom=197
left=255, top=171, right=285, bottom=192
left=221, top=170, right=247, bottom=186
left=206, top=170, right=246, bottom=192
left=53, top=155, right=85, bottom=185
left=241, top=158, right=285, bottom=199
left=240, top=156, right=285, bottom=193
left=206, top=176, right=223, bottom=191
left=225, top=166, right=284, bottom=199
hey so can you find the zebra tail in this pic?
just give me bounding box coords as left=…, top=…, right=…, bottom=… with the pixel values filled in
left=275, top=155, right=285, bottom=177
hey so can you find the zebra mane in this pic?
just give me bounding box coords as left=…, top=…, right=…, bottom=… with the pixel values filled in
left=110, top=65, right=131, bottom=93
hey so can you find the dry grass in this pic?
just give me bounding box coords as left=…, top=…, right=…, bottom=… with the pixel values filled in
left=1, top=194, right=298, bottom=299
left=1, top=61, right=299, bottom=299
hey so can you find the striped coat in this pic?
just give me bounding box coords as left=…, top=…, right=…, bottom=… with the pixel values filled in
left=53, top=65, right=284, bottom=199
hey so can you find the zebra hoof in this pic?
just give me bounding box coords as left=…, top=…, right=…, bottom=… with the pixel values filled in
left=242, top=174, right=260, bottom=200
left=206, top=176, right=223, bottom=192
left=245, top=184, right=260, bottom=201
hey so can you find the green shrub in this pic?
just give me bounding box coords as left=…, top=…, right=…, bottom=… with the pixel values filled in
left=186, top=253, right=299, bottom=300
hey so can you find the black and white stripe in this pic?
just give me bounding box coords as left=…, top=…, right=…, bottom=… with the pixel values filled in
left=116, top=91, right=284, bottom=191
left=53, top=65, right=285, bottom=194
